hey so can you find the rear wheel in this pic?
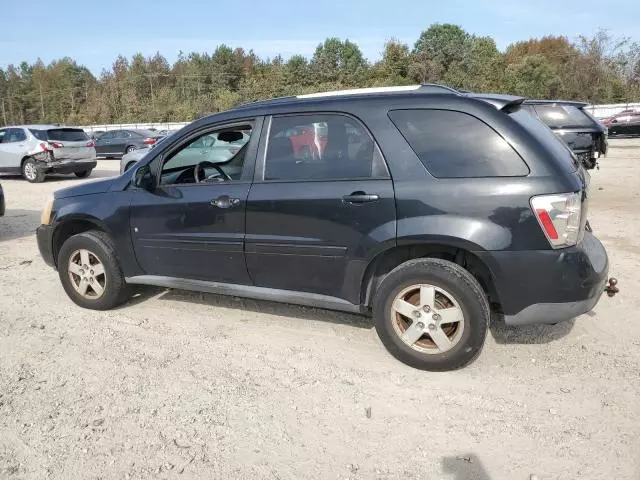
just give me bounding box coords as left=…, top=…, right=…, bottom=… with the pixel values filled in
left=125, top=145, right=136, bottom=154
left=75, top=170, right=92, bottom=178
left=22, top=158, right=45, bottom=183
left=57, top=231, right=131, bottom=310
left=373, top=258, right=489, bottom=371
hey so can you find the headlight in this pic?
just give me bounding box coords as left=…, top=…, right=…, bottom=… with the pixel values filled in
left=41, top=196, right=54, bottom=225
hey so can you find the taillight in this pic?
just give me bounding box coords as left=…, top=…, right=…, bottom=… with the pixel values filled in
left=531, top=192, right=582, bottom=248
left=143, top=137, right=156, bottom=145
left=40, top=142, right=51, bottom=152
left=49, top=142, right=63, bottom=149
left=86, top=140, right=95, bottom=147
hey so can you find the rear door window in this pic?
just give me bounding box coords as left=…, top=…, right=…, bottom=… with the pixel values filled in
left=46, top=128, right=89, bottom=142
left=388, top=109, right=529, bottom=178
left=533, top=105, right=593, bottom=128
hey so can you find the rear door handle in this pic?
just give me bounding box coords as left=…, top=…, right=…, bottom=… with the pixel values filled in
left=343, top=192, right=380, bottom=203
left=211, top=195, right=240, bottom=208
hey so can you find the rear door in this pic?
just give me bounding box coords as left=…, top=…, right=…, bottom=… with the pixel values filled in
left=245, top=113, right=396, bottom=304
left=46, top=128, right=93, bottom=161
left=112, top=130, right=130, bottom=153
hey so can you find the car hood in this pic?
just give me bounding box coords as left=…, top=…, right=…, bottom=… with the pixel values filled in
left=54, top=177, right=116, bottom=199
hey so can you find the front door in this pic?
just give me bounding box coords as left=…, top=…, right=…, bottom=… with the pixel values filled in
left=129, top=120, right=258, bottom=284
left=245, top=113, right=396, bottom=304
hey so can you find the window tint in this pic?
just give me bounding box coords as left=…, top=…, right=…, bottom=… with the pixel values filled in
left=389, top=109, right=529, bottom=178
left=4, top=128, right=27, bottom=143
left=30, top=129, right=48, bottom=141
left=265, top=114, right=386, bottom=181
left=46, top=128, right=89, bottom=142
left=533, top=105, right=593, bottom=128
left=0, top=130, right=6, bottom=143
left=160, top=126, right=252, bottom=185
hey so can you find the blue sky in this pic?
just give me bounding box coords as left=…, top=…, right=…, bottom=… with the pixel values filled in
left=1, top=0, right=639, bottom=74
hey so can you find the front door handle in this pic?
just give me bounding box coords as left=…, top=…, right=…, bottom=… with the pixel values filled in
left=343, top=192, right=380, bottom=204
left=211, top=195, right=240, bottom=208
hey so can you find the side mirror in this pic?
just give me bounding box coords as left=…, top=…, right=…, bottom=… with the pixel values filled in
left=133, top=164, right=156, bottom=192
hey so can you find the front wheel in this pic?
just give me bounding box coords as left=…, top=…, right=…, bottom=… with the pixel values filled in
left=57, top=231, right=131, bottom=310
left=373, top=258, right=489, bottom=371
left=22, top=158, right=45, bottom=183
left=74, top=169, right=92, bottom=178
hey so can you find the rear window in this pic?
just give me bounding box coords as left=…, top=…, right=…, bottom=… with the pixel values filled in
left=46, top=128, right=89, bottom=142
left=533, top=105, right=593, bottom=128
left=388, top=109, right=529, bottom=178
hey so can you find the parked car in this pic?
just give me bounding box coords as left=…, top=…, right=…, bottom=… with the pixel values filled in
left=36, top=85, right=615, bottom=371
left=90, top=130, right=105, bottom=141
left=0, top=125, right=97, bottom=183
left=522, top=100, right=607, bottom=169
left=0, top=182, right=4, bottom=216
left=94, top=129, right=163, bottom=158
left=601, top=111, right=640, bottom=137
left=119, top=130, right=247, bottom=174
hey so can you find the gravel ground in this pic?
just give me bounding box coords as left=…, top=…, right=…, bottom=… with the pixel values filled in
left=1, top=141, right=639, bottom=480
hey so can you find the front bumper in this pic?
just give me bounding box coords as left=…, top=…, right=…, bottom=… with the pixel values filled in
left=36, top=224, right=55, bottom=268
left=477, top=231, right=609, bottom=326
left=38, top=159, right=97, bottom=175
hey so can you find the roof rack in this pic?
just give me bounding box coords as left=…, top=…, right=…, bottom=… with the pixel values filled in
left=297, top=84, right=459, bottom=99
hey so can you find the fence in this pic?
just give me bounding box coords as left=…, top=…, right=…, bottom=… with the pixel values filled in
left=78, top=122, right=189, bottom=135
left=582, top=103, right=640, bottom=119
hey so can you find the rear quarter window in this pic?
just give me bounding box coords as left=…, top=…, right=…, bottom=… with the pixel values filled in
left=388, top=109, right=529, bottom=178
left=46, top=128, right=89, bottom=142
left=30, top=129, right=48, bottom=141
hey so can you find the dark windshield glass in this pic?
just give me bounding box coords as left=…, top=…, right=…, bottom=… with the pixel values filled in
left=511, top=110, right=577, bottom=172
left=533, top=105, right=594, bottom=128
left=46, top=128, right=89, bottom=142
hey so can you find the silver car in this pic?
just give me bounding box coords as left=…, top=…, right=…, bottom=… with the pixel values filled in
left=0, top=125, right=97, bottom=183
left=119, top=130, right=249, bottom=174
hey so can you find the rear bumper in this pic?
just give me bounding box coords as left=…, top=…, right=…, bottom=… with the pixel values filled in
left=38, top=159, right=97, bottom=174
left=476, top=232, right=609, bottom=326
left=36, top=224, right=56, bottom=268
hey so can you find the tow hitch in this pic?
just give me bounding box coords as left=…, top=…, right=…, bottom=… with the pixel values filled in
left=605, top=278, right=619, bottom=297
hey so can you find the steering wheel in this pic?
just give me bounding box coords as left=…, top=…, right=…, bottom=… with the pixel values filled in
left=194, top=161, right=232, bottom=183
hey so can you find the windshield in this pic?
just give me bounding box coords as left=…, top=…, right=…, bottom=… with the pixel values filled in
left=510, top=109, right=578, bottom=173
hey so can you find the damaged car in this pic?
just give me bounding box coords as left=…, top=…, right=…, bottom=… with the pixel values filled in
left=0, top=125, right=97, bottom=183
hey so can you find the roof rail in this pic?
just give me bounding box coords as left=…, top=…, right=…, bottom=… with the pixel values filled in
left=297, top=84, right=458, bottom=99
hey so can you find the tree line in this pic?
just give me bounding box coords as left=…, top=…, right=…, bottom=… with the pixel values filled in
left=1, top=24, right=639, bottom=126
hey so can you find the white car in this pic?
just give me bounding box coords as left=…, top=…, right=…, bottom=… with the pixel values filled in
left=0, top=125, right=97, bottom=183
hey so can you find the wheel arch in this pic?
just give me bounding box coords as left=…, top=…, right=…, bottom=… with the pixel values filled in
left=360, top=240, right=501, bottom=312
left=52, top=216, right=110, bottom=267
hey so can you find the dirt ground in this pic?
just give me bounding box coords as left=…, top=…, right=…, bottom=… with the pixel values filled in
left=1, top=141, right=639, bottom=480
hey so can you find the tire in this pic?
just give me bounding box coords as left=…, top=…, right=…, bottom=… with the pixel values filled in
left=22, top=158, right=45, bottom=183
left=74, top=170, right=92, bottom=178
left=124, top=162, right=136, bottom=172
left=125, top=145, right=136, bottom=154
left=57, top=230, right=131, bottom=310
left=373, top=258, right=489, bottom=371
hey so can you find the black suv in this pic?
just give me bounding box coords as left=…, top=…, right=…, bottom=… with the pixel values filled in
left=523, top=100, right=608, bottom=169
left=36, top=86, right=613, bottom=371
